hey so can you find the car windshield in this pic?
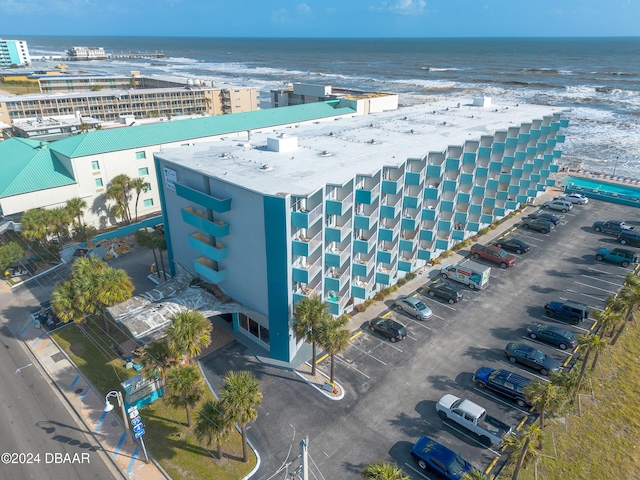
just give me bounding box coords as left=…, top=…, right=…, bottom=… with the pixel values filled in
left=561, top=331, right=574, bottom=339
left=448, top=455, right=467, bottom=475
left=415, top=301, right=427, bottom=310
left=499, top=250, right=508, bottom=257
left=533, top=351, right=545, bottom=363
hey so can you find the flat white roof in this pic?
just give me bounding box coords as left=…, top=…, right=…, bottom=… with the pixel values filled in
left=156, top=99, right=567, bottom=197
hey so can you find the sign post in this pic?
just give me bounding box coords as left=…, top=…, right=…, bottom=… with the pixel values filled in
left=128, top=406, right=149, bottom=464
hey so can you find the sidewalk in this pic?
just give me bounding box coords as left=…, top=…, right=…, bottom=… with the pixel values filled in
left=18, top=315, right=168, bottom=480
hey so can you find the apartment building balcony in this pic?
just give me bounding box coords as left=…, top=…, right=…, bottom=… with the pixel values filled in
left=382, top=176, right=404, bottom=195
left=194, top=257, right=226, bottom=284
left=176, top=183, right=231, bottom=213
left=326, top=191, right=353, bottom=216
left=352, top=275, right=375, bottom=300
left=354, top=207, right=379, bottom=231
left=326, top=217, right=352, bottom=244
left=353, top=234, right=377, bottom=255
left=379, top=220, right=400, bottom=243
left=325, top=267, right=351, bottom=293
left=292, top=280, right=322, bottom=305
left=325, top=245, right=350, bottom=268
left=398, top=253, right=415, bottom=272
left=377, top=247, right=397, bottom=266
left=376, top=263, right=397, bottom=286
left=355, top=183, right=380, bottom=204
left=352, top=254, right=375, bottom=277
left=405, top=170, right=424, bottom=186
left=188, top=233, right=228, bottom=262
left=292, top=230, right=323, bottom=257
left=292, top=202, right=323, bottom=229
left=292, top=257, right=322, bottom=284
left=326, top=288, right=350, bottom=316
left=181, top=207, right=230, bottom=237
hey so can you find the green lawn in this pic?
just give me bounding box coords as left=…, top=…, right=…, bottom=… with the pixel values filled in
left=500, top=321, right=640, bottom=479
left=52, top=324, right=256, bottom=479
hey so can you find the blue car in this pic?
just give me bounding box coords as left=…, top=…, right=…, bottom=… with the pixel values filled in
left=410, top=436, right=477, bottom=480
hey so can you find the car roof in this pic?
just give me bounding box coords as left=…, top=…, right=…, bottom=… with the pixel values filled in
left=507, top=342, right=537, bottom=353
left=496, top=369, right=532, bottom=386
left=414, top=436, right=458, bottom=463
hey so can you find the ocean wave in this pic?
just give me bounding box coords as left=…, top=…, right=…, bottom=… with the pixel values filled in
left=521, top=68, right=560, bottom=74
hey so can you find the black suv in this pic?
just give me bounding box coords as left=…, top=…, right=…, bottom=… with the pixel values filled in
left=618, top=230, right=640, bottom=247
left=527, top=212, right=560, bottom=225
left=424, top=281, right=463, bottom=304
left=369, top=318, right=407, bottom=342
left=473, top=367, right=532, bottom=407
left=520, top=217, right=555, bottom=234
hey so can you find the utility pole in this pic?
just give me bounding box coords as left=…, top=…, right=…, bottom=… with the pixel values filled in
left=288, top=436, right=309, bottom=480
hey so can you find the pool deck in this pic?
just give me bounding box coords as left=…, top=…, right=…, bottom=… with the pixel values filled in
left=553, top=170, right=640, bottom=208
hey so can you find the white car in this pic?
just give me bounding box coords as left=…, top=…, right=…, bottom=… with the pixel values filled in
left=543, top=199, right=573, bottom=212
left=395, top=295, right=433, bottom=320
left=556, top=193, right=588, bottom=205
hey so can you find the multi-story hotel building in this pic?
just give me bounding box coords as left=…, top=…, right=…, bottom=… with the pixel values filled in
left=0, top=39, right=31, bottom=67
left=0, top=85, right=258, bottom=124
left=153, top=99, right=569, bottom=363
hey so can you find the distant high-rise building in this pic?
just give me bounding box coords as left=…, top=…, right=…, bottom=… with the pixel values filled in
left=0, top=39, right=31, bottom=67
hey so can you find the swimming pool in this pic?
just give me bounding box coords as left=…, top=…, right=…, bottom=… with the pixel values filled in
left=563, top=176, right=640, bottom=208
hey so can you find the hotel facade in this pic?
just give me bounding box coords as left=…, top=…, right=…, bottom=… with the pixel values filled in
left=154, top=99, right=569, bottom=363
left=0, top=39, right=31, bottom=67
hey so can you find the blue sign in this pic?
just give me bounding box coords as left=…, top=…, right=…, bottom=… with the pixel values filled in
left=133, top=423, right=145, bottom=433
left=134, top=429, right=145, bottom=438
left=131, top=416, right=141, bottom=426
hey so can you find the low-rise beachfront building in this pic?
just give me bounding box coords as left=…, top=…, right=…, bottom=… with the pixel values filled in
left=153, top=99, right=568, bottom=363
left=0, top=39, right=31, bottom=67
left=271, top=83, right=399, bottom=114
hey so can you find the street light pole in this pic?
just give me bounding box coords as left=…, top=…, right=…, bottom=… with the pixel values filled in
left=104, top=390, right=133, bottom=445
left=613, top=156, right=620, bottom=177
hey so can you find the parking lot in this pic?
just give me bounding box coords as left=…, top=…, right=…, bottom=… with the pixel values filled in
left=199, top=198, right=639, bottom=480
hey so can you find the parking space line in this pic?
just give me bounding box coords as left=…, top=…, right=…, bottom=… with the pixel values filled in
left=561, top=292, right=605, bottom=306
left=316, top=353, right=329, bottom=364
left=380, top=311, right=392, bottom=318
left=521, top=336, right=574, bottom=355
left=409, top=319, right=432, bottom=331
left=440, top=421, right=502, bottom=455
left=574, top=281, right=619, bottom=295
left=383, top=342, right=404, bottom=352
left=423, top=297, right=456, bottom=311
left=515, top=233, right=544, bottom=242
left=541, top=315, right=594, bottom=332
left=404, top=463, right=429, bottom=479
left=406, top=334, right=418, bottom=341
left=335, top=355, right=371, bottom=379
left=580, top=274, right=625, bottom=287
left=350, top=330, right=363, bottom=341
left=587, top=267, right=627, bottom=278
left=346, top=342, right=387, bottom=365
left=498, top=360, right=550, bottom=382
left=473, top=387, right=531, bottom=415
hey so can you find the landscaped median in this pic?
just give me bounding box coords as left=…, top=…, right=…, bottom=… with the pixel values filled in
left=52, top=321, right=256, bottom=480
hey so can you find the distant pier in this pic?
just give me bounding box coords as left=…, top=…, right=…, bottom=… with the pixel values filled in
left=38, top=52, right=165, bottom=62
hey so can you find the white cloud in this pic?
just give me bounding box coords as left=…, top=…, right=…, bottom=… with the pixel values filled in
left=270, top=7, right=293, bottom=25
left=370, top=0, right=426, bottom=16
left=296, top=3, right=311, bottom=14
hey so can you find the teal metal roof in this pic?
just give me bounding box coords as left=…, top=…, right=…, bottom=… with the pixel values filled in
left=0, top=138, right=76, bottom=197
left=52, top=101, right=357, bottom=158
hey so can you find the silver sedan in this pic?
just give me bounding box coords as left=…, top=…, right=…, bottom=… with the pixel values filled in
left=395, top=295, right=433, bottom=320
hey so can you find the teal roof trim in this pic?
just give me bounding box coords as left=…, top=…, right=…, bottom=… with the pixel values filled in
left=0, top=138, right=76, bottom=197
left=51, top=101, right=357, bottom=158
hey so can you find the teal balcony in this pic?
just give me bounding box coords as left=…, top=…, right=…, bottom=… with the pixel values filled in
left=405, top=171, right=424, bottom=186
left=452, top=230, right=465, bottom=241
left=442, top=179, right=457, bottom=192
left=422, top=208, right=437, bottom=222
left=399, top=238, right=416, bottom=253
left=526, top=146, right=537, bottom=156
left=478, top=146, right=491, bottom=158
left=188, top=233, right=228, bottom=262
left=181, top=207, right=230, bottom=238
left=377, top=249, right=396, bottom=265
left=481, top=214, right=493, bottom=224
left=291, top=202, right=323, bottom=229
left=457, top=192, right=471, bottom=204
left=401, top=217, right=418, bottom=232
left=352, top=276, right=374, bottom=299
left=176, top=183, right=231, bottom=213
left=423, top=186, right=439, bottom=200
left=435, top=238, right=449, bottom=251
left=292, top=283, right=321, bottom=306
left=403, top=195, right=420, bottom=210
left=426, top=164, right=442, bottom=177
left=379, top=222, right=400, bottom=242
left=325, top=191, right=353, bottom=216
left=492, top=142, right=505, bottom=153
left=382, top=178, right=404, bottom=195
left=292, top=231, right=322, bottom=257
left=460, top=173, right=474, bottom=185
left=380, top=197, right=402, bottom=219
left=325, top=268, right=350, bottom=293
left=398, top=259, right=413, bottom=272
left=506, top=137, right=518, bottom=148
left=352, top=256, right=374, bottom=277
left=325, top=218, right=352, bottom=244
left=487, top=179, right=499, bottom=190
left=376, top=269, right=394, bottom=286
left=463, top=152, right=476, bottom=164
left=194, top=257, right=226, bottom=284
left=440, top=200, right=454, bottom=213
left=475, top=167, right=488, bottom=178
left=355, top=183, right=380, bottom=204
left=518, top=133, right=530, bottom=143
left=445, top=157, right=460, bottom=170
left=353, top=236, right=376, bottom=254
left=560, top=119, right=569, bottom=128
left=489, top=161, right=502, bottom=173
left=438, top=220, right=452, bottom=232
left=354, top=207, right=379, bottom=231
left=506, top=200, right=519, bottom=210
left=326, top=295, right=348, bottom=316
left=515, top=151, right=527, bottom=161
left=417, top=248, right=431, bottom=261
left=292, top=258, right=322, bottom=284
left=530, top=129, right=541, bottom=139
left=325, top=247, right=350, bottom=268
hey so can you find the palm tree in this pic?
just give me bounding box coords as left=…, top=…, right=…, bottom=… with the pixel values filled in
left=194, top=399, right=233, bottom=460
left=219, top=370, right=262, bottom=463
left=610, top=273, right=640, bottom=345
left=592, top=307, right=623, bottom=339
left=293, top=295, right=328, bottom=377
left=165, top=309, right=212, bottom=364
left=317, top=314, right=350, bottom=384
left=129, top=177, right=151, bottom=223
left=503, top=424, right=541, bottom=480
left=525, top=380, right=564, bottom=440
left=575, top=333, right=606, bottom=396
left=148, top=227, right=168, bottom=280
left=94, top=266, right=134, bottom=333
left=65, top=197, right=87, bottom=227
left=136, top=339, right=177, bottom=385
left=105, top=174, right=132, bottom=224
left=21, top=208, right=50, bottom=242
left=361, top=461, right=409, bottom=480
left=461, top=469, right=486, bottom=480
left=164, top=364, right=204, bottom=427
left=51, top=280, right=86, bottom=324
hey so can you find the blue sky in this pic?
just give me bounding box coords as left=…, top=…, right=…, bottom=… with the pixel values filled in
left=1, top=0, right=639, bottom=37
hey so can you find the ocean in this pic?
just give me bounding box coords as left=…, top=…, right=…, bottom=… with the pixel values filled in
left=22, top=36, right=640, bottom=177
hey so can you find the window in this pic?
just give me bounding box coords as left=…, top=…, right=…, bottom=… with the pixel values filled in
left=91, top=160, right=100, bottom=170
left=135, top=151, right=146, bottom=160
left=95, top=178, right=103, bottom=187
left=143, top=199, right=154, bottom=207
left=138, top=167, right=149, bottom=176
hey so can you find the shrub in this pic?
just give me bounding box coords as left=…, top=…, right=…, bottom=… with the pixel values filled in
left=374, top=292, right=385, bottom=301
left=430, top=258, right=442, bottom=265
left=364, top=299, right=374, bottom=308
left=390, top=285, right=399, bottom=292
left=452, top=243, right=463, bottom=251
left=441, top=250, right=454, bottom=258
left=470, top=235, right=479, bottom=242
left=397, top=278, right=407, bottom=287
left=381, top=287, right=392, bottom=296
left=354, top=303, right=367, bottom=313
left=406, top=272, right=417, bottom=280
left=478, top=227, right=490, bottom=236
left=489, top=223, right=498, bottom=230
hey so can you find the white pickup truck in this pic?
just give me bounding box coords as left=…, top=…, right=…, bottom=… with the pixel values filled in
left=436, top=394, right=513, bottom=447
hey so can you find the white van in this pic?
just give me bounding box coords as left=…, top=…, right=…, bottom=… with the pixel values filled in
left=440, top=260, right=491, bottom=289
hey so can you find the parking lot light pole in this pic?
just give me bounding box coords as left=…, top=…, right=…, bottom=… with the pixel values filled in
left=104, top=390, right=133, bottom=445
left=613, top=156, right=620, bottom=177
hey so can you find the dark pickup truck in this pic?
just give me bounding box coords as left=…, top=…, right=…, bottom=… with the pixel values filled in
left=470, top=244, right=516, bottom=269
